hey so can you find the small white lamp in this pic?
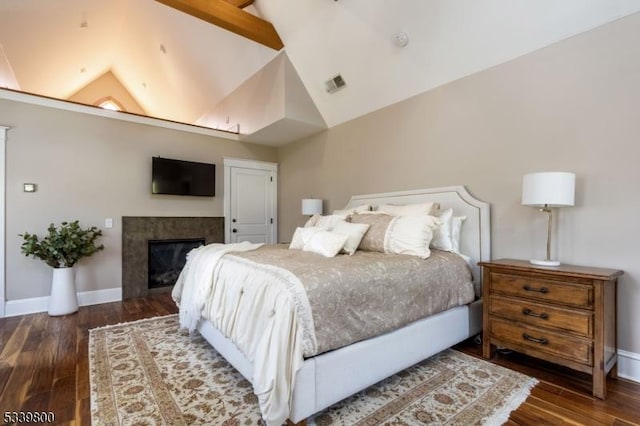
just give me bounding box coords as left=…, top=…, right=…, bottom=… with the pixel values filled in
left=302, top=198, right=323, bottom=216
left=522, top=172, right=575, bottom=266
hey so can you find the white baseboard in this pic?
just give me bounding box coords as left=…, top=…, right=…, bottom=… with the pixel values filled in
left=78, top=287, right=122, bottom=307
left=4, top=287, right=122, bottom=317
left=618, top=350, right=640, bottom=384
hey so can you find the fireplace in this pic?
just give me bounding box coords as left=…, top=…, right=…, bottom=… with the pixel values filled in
left=148, top=238, right=205, bottom=289
left=122, top=217, right=224, bottom=299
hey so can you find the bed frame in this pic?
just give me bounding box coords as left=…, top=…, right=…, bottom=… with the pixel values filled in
left=197, top=186, right=490, bottom=424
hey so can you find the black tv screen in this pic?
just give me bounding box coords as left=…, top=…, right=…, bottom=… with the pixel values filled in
left=152, top=157, right=215, bottom=196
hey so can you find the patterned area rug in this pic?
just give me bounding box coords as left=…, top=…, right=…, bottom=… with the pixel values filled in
left=89, top=315, right=537, bottom=425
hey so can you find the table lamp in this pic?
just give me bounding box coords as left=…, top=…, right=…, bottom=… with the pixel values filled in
left=522, top=172, right=575, bottom=266
left=302, top=199, right=323, bottom=216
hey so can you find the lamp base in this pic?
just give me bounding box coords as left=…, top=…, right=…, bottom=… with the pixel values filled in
left=530, top=259, right=561, bottom=267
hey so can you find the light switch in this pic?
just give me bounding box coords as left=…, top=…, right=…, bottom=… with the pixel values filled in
left=23, top=183, right=37, bottom=192
left=104, top=218, right=113, bottom=228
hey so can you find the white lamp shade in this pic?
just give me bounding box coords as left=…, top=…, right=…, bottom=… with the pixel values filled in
left=522, top=172, right=575, bottom=207
left=302, top=198, right=323, bottom=215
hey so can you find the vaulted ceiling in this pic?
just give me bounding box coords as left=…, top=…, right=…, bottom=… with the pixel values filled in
left=1, top=1, right=639, bottom=145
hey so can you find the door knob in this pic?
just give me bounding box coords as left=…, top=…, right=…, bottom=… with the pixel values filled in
left=232, top=218, right=236, bottom=223
left=232, top=229, right=237, bottom=233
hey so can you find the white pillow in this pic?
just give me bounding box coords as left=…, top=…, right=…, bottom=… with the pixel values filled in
left=431, top=208, right=454, bottom=251
left=303, top=231, right=349, bottom=258
left=377, top=201, right=439, bottom=216
left=353, top=204, right=372, bottom=212
left=384, top=215, right=441, bottom=259
left=332, top=204, right=371, bottom=216
left=304, top=214, right=348, bottom=229
left=304, top=215, right=319, bottom=228
left=451, top=215, right=467, bottom=253
left=289, top=227, right=322, bottom=250
left=328, top=220, right=370, bottom=255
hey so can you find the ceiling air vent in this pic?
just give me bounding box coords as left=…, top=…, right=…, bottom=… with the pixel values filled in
left=325, top=74, right=346, bottom=94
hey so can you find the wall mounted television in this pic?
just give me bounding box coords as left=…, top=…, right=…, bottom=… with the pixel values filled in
left=152, top=157, right=215, bottom=196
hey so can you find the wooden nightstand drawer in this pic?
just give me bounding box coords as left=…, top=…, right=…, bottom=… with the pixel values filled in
left=489, top=295, right=593, bottom=337
left=481, top=259, right=623, bottom=399
left=489, top=318, right=593, bottom=366
left=490, top=272, right=593, bottom=308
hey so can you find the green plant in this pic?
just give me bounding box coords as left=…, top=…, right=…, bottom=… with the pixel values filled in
left=20, top=221, right=104, bottom=268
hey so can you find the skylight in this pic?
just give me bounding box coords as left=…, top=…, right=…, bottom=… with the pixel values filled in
left=99, top=99, right=121, bottom=111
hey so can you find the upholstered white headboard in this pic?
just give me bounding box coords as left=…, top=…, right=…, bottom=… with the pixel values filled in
left=345, top=186, right=490, bottom=285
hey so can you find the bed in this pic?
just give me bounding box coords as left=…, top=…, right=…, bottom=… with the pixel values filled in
left=175, top=186, right=490, bottom=425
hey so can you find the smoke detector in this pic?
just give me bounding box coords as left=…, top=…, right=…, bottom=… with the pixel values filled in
left=325, top=74, right=346, bottom=94
left=392, top=31, right=409, bottom=48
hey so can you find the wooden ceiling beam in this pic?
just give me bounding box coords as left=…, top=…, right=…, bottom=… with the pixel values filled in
left=223, top=0, right=254, bottom=8
left=155, top=0, right=283, bottom=50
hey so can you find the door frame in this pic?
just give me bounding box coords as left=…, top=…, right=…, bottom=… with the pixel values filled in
left=223, top=158, right=278, bottom=244
left=0, top=126, right=8, bottom=317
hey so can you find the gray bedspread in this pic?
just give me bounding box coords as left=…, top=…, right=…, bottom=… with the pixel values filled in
left=230, top=245, right=474, bottom=355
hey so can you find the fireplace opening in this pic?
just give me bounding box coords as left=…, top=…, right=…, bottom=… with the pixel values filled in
left=148, top=238, right=205, bottom=289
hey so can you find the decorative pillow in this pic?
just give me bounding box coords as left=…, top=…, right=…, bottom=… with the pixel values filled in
left=289, top=227, right=322, bottom=250
left=384, top=214, right=441, bottom=258
left=430, top=208, right=454, bottom=251
left=350, top=213, right=440, bottom=258
left=303, top=231, right=349, bottom=258
left=304, top=213, right=348, bottom=229
left=332, top=204, right=372, bottom=216
left=328, top=220, right=370, bottom=255
left=349, top=213, right=395, bottom=252
left=451, top=215, right=467, bottom=253
left=376, top=201, right=439, bottom=216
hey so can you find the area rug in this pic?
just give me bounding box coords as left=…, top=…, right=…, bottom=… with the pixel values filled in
left=89, top=315, right=537, bottom=425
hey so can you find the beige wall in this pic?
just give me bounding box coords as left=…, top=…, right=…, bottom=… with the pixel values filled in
left=277, top=14, right=640, bottom=353
left=2, top=98, right=277, bottom=300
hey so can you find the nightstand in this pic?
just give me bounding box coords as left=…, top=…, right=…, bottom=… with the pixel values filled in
left=479, top=259, right=623, bottom=399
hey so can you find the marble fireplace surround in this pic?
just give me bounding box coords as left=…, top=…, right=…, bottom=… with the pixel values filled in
left=122, top=216, right=224, bottom=299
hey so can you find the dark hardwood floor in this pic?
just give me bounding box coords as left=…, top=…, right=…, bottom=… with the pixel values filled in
left=1, top=293, right=638, bottom=425
left=454, top=341, right=640, bottom=425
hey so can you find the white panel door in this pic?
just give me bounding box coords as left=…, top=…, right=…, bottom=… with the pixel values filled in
left=229, top=166, right=275, bottom=244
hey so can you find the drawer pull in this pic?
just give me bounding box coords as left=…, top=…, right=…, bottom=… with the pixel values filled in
left=523, top=284, right=549, bottom=294
left=522, top=308, right=549, bottom=319
left=522, top=333, right=548, bottom=345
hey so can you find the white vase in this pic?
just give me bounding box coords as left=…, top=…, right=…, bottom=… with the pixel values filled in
left=48, top=267, right=78, bottom=316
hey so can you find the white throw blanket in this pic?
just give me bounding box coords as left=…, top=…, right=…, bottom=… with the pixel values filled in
left=172, top=241, right=263, bottom=332
left=172, top=242, right=316, bottom=426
